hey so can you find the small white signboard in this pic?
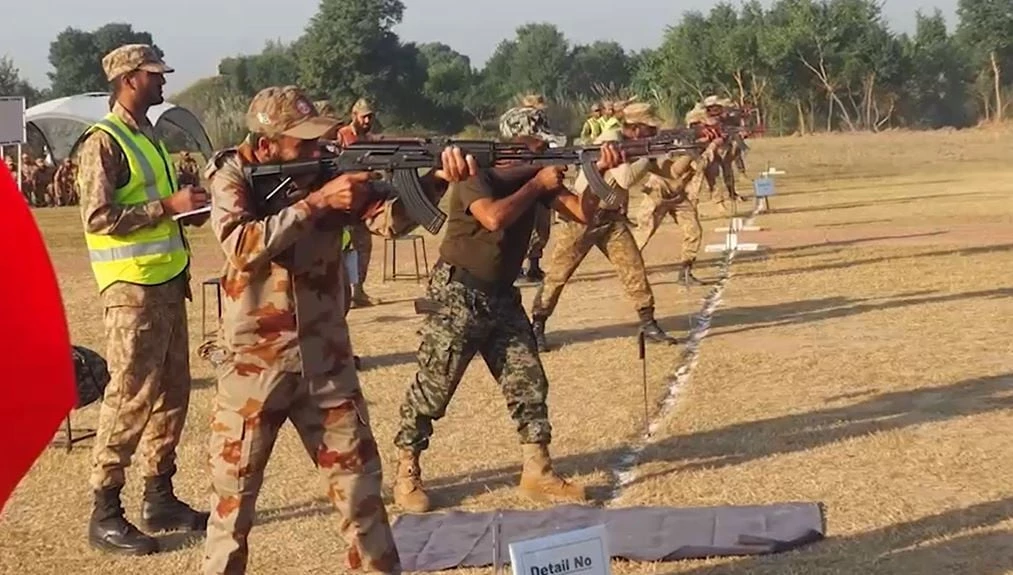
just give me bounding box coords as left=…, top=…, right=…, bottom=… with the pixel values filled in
left=753, top=177, right=776, bottom=197
left=0, top=96, right=26, bottom=146
left=508, top=524, right=610, bottom=575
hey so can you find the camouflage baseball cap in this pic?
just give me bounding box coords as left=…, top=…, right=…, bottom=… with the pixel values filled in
left=621, top=102, right=663, bottom=127
left=702, top=95, right=722, bottom=107
left=499, top=107, right=567, bottom=147
left=352, top=98, right=373, bottom=115
left=246, top=86, right=340, bottom=140
left=314, top=100, right=338, bottom=118
left=102, top=44, right=173, bottom=81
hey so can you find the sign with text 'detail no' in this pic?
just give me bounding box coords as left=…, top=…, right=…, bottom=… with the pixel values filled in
left=508, top=524, right=611, bottom=575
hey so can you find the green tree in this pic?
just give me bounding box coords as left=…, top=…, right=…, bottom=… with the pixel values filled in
left=48, top=23, right=161, bottom=97
left=0, top=56, right=42, bottom=105
left=956, top=0, right=1013, bottom=121
left=296, top=0, right=428, bottom=127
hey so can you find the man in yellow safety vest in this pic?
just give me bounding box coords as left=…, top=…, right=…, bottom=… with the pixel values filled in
left=74, top=43, right=210, bottom=556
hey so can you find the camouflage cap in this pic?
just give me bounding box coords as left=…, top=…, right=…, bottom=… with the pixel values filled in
left=621, top=102, right=663, bottom=127
left=352, top=98, right=373, bottom=115
left=521, top=94, right=546, bottom=109
left=591, top=103, right=602, bottom=112
left=246, top=86, right=340, bottom=140
left=499, top=106, right=567, bottom=147
left=102, top=44, right=173, bottom=81
left=702, top=95, right=722, bottom=107
left=314, top=100, right=338, bottom=118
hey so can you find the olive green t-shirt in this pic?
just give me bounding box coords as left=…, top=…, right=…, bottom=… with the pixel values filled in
left=438, top=167, right=554, bottom=285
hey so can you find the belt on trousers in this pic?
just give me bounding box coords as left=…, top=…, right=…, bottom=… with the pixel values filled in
left=436, top=260, right=513, bottom=295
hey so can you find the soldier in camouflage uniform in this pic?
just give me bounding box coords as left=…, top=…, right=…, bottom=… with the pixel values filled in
left=176, top=151, right=200, bottom=187
left=33, top=157, right=54, bottom=206
left=390, top=107, right=624, bottom=514
left=510, top=94, right=553, bottom=282
left=337, top=98, right=381, bottom=306
left=52, top=158, right=77, bottom=206
left=688, top=96, right=744, bottom=212
left=75, top=44, right=211, bottom=556
left=529, top=102, right=679, bottom=350
left=19, top=152, right=36, bottom=205
left=633, top=128, right=724, bottom=285
left=202, top=84, right=475, bottom=575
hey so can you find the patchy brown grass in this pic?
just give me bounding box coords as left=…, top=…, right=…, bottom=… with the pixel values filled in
left=2, top=126, right=1013, bottom=575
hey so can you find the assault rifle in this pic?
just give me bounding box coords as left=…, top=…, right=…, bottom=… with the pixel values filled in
left=242, top=136, right=704, bottom=235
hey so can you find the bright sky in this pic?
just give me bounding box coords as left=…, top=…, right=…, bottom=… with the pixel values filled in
left=2, top=0, right=958, bottom=93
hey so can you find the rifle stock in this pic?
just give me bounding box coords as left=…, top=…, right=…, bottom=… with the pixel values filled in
left=241, top=136, right=703, bottom=234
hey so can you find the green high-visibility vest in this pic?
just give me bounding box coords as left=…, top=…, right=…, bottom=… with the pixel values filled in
left=82, top=113, right=188, bottom=292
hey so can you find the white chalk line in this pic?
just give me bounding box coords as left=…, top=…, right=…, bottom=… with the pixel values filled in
left=608, top=202, right=762, bottom=504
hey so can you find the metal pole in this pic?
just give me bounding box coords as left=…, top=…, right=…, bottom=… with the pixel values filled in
left=638, top=331, right=648, bottom=437
left=492, top=510, right=502, bottom=574
left=17, top=143, right=22, bottom=195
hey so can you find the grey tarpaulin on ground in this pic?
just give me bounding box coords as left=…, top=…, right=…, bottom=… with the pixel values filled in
left=71, top=345, right=109, bottom=408
left=392, top=502, right=825, bottom=571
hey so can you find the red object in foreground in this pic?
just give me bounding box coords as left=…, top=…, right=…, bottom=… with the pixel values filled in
left=0, top=162, right=76, bottom=512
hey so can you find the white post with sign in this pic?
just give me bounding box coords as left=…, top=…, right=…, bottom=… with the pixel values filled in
left=508, top=524, right=611, bottom=575
left=0, top=96, right=27, bottom=190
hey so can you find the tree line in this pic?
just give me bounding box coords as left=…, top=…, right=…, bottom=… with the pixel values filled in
left=2, top=0, right=1012, bottom=149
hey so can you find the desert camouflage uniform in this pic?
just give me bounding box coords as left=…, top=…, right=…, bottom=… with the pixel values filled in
left=77, top=101, right=196, bottom=494
left=337, top=99, right=378, bottom=306
left=78, top=44, right=208, bottom=555
left=53, top=158, right=79, bottom=206
left=33, top=158, right=54, bottom=206
left=531, top=107, right=676, bottom=348
left=20, top=154, right=37, bottom=204
left=688, top=97, right=745, bottom=212
left=177, top=151, right=200, bottom=187
left=202, top=86, right=410, bottom=575
left=632, top=141, right=720, bottom=284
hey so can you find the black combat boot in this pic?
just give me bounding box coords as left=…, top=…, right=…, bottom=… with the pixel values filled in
left=139, top=474, right=210, bottom=533
left=680, top=260, right=706, bottom=287
left=531, top=316, right=549, bottom=352
left=638, top=307, right=678, bottom=345
left=525, top=258, right=545, bottom=282
left=88, top=486, right=159, bottom=556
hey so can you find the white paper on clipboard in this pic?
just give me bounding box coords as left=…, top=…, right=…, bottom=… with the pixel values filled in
left=172, top=206, right=211, bottom=221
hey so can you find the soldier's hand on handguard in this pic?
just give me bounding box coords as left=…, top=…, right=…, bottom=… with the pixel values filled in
left=161, top=185, right=208, bottom=215
left=432, top=146, right=479, bottom=183
left=594, top=142, right=623, bottom=173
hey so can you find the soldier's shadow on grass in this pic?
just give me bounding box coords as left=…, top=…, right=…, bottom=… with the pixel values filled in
left=734, top=242, right=1013, bottom=279
left=708, top=286, right=1013, bottom=338
left=649, top=496, right=1013, bottom=575
left=417, top=372, right=1013, bottom=509
left=156, top=531, right=206, bottom=553
left=253, top=373, right=1013, bottom=531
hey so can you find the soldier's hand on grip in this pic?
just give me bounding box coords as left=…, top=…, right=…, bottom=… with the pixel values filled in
left=433, top=146, right=478, bottom=183
left=317, top=171, right=374, bottom=212
left=594, top=142, right=623, bottom=172
left=533, top=166, right=566, bottom=194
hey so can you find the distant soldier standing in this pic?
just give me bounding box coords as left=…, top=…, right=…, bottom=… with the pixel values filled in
left=176, top=151, right=200, bottom=187
left=580, top=103, right=604, bottom=143
left=201, top=84, right=475, bottom=574
left=20, top=152, right=36, bottom=204
left=337, top=97, right=380, bottom=306
left=512, top=94, right=559, bottom=281
left=530, top=102, right=679, bottom=350
left=632, top=138, right=721, bottom=285
left=75, top=44, right=210, bottom=555
left=390, top=108, right=623, bottom=513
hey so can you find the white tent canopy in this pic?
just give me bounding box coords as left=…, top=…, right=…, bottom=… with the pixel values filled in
left=25, top=93, right=213, bottom=162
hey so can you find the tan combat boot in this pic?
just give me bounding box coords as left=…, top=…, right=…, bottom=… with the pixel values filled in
left=518, top=443, right=587, bottom=502
left=393, top=449, right=431, bottom=513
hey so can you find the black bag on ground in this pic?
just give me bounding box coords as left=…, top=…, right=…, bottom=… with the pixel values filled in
left=71, top=345, right=109, bottom=408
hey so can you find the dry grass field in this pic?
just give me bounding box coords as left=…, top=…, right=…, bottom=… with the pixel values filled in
left=2, top=126, right=1013, bottom=575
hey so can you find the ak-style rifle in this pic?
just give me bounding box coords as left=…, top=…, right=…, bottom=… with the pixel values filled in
left=242, top=136, right=704, bottom=234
